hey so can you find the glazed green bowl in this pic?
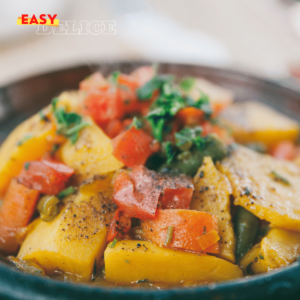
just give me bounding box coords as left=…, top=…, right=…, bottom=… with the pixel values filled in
left=1, top=62, right=300, bottom=300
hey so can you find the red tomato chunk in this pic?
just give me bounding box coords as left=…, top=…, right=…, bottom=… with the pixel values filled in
left=160, top=174, right=194, bottom=209
left=113, top=166, right=163, bottom=219
left=112, top=166, right=194, bottom=220
left=112, top=127, right=157, bottom=168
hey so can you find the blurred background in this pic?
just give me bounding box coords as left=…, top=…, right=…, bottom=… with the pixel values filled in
left=1, top=0, right=300, bottom=86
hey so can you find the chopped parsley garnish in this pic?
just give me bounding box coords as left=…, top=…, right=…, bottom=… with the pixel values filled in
left=124, top=259, right=130, bottom=264
left=270, top=171, right=290, bottom=186
left=109, top=238, right=119, bottom=248
left=110, top=70, right=121, bottom=84
left=146, top=91, right=186, bottom=141
left=165, top=142, right=176, bottom=164
left=52, top=98, right=89, bottom=144
left=17, top=134, right=34, bottom=146
left=175, top=127, right=205, bottom=151
left=57, top=186, right=76, bottom=199
left=180, top=77, right=195, bottom=92
left=258, top=254, right=264, bottom=260
left=24, top=162, right=30, bottom=170
left=139, top=74, right=212, bottom=142
left=137, top=75, right=174, bottom=101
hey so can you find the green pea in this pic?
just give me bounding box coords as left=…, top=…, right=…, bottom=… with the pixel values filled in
left=177, top=150, right=192, bottom=161
left=37, top=195, right=60, bottom=222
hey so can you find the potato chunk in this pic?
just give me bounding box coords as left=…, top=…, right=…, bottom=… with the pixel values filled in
left=218, top=146, right=300, bottom=231
left=56, top=91, right=86, bottom=113
left=18, top=190, right=115, bottom=280
left=220, top=102, right=299, bottom=149
left=191, top=157, right=236, bottom=262
left=0, top=111, right=56, bottom=196
left=104, top=240, right=242, bottom=284
left=57, top=117, right=123, bottom=183
left=261, top=228, right=300, bottom=270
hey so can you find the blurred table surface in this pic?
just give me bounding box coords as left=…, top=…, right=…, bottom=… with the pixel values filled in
left=0, top=0, right=300, bottom=87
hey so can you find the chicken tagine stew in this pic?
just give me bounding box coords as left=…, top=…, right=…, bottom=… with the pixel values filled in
left=1, top=65, right=300, bottom=289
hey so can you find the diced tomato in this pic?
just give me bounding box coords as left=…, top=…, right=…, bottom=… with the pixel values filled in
left=82, top=89, right=123, bottom=127
left=176, top=107, right=204, bottom=126
left=104, top=119, right=123, bottom=139
left=130, top=66, right=155, bottom=86
left=41, top=154, right=74, bottom=181
left=113, top=166, right=162, bottom=219
left=18, top=161, right=70, bottom=195
left=112, top=127, right=157, bottom=168
left=79, top=72, right=109, bottom=92
left=0, top=179, right=39, bottom=253
left=160, top=175, right=194, bottom=209
left=270, top=141, right=296, bottom=160
left=141, top=209, right=219, bottom=253
left=107, top=209, right=131, bottom=241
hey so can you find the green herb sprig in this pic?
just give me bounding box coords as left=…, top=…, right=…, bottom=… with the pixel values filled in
left=52, top=98, right=89, bottom=144
left=57, top=186, right=76, bottom=199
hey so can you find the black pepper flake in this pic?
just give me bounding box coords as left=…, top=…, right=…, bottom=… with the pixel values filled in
left=199, top=171, right=204, bottom=178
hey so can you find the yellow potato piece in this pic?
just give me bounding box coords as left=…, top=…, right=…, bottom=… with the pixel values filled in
left=218, top=146, right=300, bottom=231
left=243, top=229, right=300, bottom=274
left=104, top=240, right=242, bottom=284
left=191, top=157, right=236, bottom=263
left=18, top=190, right=115, bottom=280
left=261, top=228, right=300, bottom=270
left=220, top=102, right=299, bottom=150
left=0, top=110, right=56, bottom=196
left=56, top=117, right=124, bottom=183
left=56, top=90, right=86, bottom=113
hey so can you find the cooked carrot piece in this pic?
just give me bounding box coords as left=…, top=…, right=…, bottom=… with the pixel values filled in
left=141, top=209, right=219, bottom=253
left=113, top=166, right=162, bottom=219
left=176, top=107, right=204, bottom=126
left=0, top=179, right=39, bottom=253
left=112, top=127, right=157, bottom=168
left=198, top=230, right=220, bottom=250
